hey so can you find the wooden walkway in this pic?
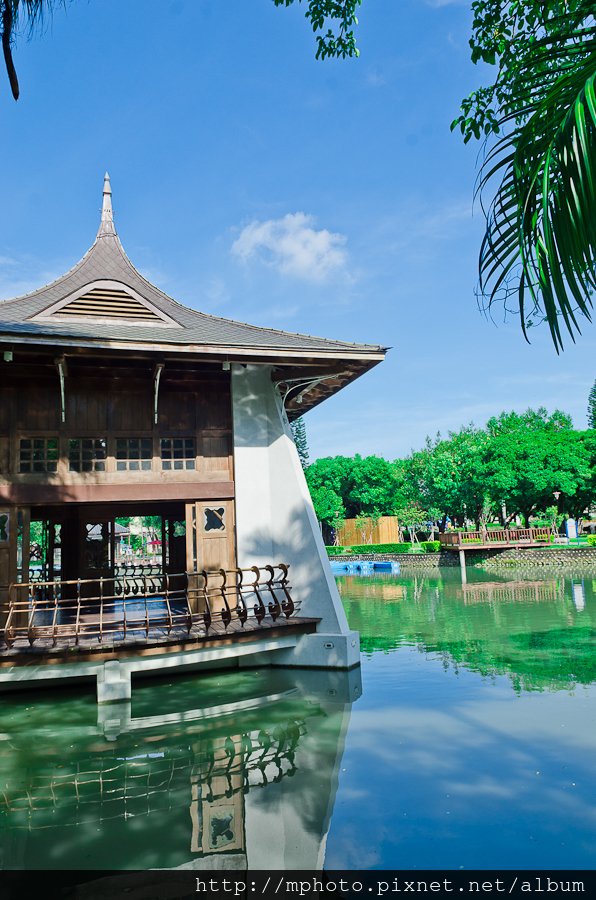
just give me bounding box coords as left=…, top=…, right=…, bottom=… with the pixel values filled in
left=439, top=527, right=552, bottom=552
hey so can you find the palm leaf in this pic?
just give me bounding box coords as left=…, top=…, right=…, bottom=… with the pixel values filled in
left=477, top=19, right=596, bottom=350
left=1, top=1, right=65, bottom=99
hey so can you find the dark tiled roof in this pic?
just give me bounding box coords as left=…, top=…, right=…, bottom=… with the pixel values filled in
left=0, top=183, right=384, bottom=359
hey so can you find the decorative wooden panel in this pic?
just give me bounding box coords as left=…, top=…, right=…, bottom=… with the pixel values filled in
left=0, top=438, right=9, bottom=476
left=185, top=500, right=235, bottom=573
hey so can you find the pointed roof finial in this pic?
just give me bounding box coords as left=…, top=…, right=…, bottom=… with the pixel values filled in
left=97, top=171, right=116, bottom=237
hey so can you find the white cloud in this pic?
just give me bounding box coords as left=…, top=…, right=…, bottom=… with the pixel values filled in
left=231, top=212, right=349, bottom=282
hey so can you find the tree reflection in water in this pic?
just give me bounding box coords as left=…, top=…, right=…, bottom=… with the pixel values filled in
left=338, top=570, right=596, bottom=692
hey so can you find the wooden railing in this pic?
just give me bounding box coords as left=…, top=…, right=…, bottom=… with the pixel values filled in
left=462, top=580, right=563, bottom=605
left=2, top=564, right=296, bottom=649
left=439, top=528, right=552, bottom=548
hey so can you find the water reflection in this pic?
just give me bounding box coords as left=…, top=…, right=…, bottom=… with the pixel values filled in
left=338, top=570, right=596, bottom=691
left=327, top=570, right=596, bottom=870
left=0, top=667, right=361, bottom=870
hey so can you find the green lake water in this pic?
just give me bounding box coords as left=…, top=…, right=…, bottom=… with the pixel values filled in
left=1, top=568, right=596, bottom=870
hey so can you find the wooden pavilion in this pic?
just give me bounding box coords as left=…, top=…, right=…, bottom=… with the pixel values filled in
left=0, top=175, right=386, bottom=700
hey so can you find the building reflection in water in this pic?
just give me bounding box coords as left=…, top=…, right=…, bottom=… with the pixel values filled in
left=0, top=667, right=361, bottom=871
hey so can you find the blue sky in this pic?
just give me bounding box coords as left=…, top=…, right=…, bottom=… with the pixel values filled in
left=1, top=0, right=594, bottom=460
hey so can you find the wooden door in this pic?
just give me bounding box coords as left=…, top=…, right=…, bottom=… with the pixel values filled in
left=185, top=500, right=236, bottom=573
left=78, top=516, right=115, bottom=596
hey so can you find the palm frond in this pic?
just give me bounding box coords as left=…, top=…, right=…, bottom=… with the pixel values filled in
left=1, top=1, right=65, bottom=99
left=477, top=26, right=596, bottom=351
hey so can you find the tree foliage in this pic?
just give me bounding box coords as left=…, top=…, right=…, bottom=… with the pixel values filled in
left=486, top=406, right=573, bottom=436
left=407, top=427, right=490, bottom=528
left=483, top=426, right=592, bottom=524
left=273, top=0, right=361, bottom=60
left=307, top=407, right=596, bottom=531
left=453, top=1, right=596, bottom=350
left=305, top=453, right=396, bottom=524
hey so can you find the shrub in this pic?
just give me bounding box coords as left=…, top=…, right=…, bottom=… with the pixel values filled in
left=326, top=546, right=347, bottom=556
left=421, top=540, right=440, bottom=553
left=587, top=535, right=596, bottom=547
left=349, top=542, right=413, bottom=554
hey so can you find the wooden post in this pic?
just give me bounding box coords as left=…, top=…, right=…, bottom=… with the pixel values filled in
left=19, top=507, right=31, bottom=583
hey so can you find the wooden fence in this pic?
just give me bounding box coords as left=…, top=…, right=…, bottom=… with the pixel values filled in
left=334, top=516, right=401, bottom=547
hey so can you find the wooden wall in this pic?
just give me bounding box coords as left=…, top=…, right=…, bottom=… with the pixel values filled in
left=0, top=362, right=234, bottom=499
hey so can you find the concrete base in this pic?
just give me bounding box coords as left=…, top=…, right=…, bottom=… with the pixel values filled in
left=97, top=660, right=132, bottom=704
left=269, top=630, right=360, bottom=670
left=235, top=631, right=360, bottom=672
left=0, top=633, right=300, bottom=704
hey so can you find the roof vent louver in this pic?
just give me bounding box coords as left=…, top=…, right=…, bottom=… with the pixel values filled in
left=60, top=286, right=163, bottom=322
left=30, top=280, right=180, bottom=328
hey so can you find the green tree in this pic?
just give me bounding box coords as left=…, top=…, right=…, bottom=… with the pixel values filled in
left=290, top=416, right=310, bottom=469
left=483, top=426, right=593, bottom=524
left=588, top=379, right=596, bottom=429
left=305, top=453, right=399, bottom=521
left=345, top=454, right=396, bottom=518
left=307, top=482, right=345, bottom=530
left=486, top=407, right=573, bottom=436
left=393, top=500, right=427, bottom=548
left=305, top=455, right=352, bottom=527
left=407, top=427, right=490, bottom=529
left=562, top=430, right=596, bottom=518
left=453, top=1, right=596, bottom=350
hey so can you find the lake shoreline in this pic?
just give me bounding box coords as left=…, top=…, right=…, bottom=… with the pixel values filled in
left=329, top=546, right=596, bottom=571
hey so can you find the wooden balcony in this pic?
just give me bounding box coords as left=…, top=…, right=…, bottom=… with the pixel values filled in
left=0, top=564, right=313, bottom=662
left=439, top=527, right=552, bottom=551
